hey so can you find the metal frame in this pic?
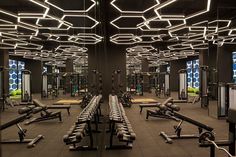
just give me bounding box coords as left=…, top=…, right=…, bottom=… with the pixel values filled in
left=21, top=70, right=32, bottom=102
left=178, top=69, right=188, bottom=100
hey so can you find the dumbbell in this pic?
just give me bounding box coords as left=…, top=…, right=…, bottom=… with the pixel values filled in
left=63, top=132, right=84, bottom=144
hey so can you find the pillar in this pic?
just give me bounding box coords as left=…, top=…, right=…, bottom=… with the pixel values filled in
left=141, top=58, right=149, bottom=92
left=170, top=59, right=186, bottom=91
left=25, top=59, right=42, bottom=93
left=0, top=50, right=9, bottom=95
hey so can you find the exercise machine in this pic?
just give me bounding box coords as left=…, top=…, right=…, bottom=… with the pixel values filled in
left=134, top=73, right=144, bottom=96
left=24, top=99, right=62, bottom=125
left=146, top=97, right=180, bottom=121
left=178, top=69, right=188, bottom=100
left=200, top=66, right=209, bottom=107
left=21, top=70, right=32, bottom=102
left=1, top=107, right=43, bottom=148
left=155, top=72, right=170, bottom=98
left=160, top=111, right=214, bottom=144
left=41, top=72, right=48, bottom=98
left=70, top=73, right=79, bottom=97
left=217, top=82, right=227, bottom=118
left=199, top=86, right=236, bottom=157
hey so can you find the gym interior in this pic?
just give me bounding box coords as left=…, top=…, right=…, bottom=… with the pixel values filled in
left=0, top=0, right=236, bottom=157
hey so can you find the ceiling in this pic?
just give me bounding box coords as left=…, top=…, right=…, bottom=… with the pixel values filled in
left=0, top=0, right=236, bottom=67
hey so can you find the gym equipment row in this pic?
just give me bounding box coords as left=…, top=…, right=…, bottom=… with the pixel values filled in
left=63, top=95, right=102, bottom=151
left=41, top=72, right=60, bottom=99
left=106, top=95, right=136, bottom=149
left=0, top=68, right=32, bottom=110
left=0, top=107, right=44, bottom=148
left=145, top=97, right=180, bottom=121
left=155, top=72, right=170, bottom=98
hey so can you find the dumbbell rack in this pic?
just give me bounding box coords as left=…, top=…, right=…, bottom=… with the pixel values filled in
left=63, top=95, right=102, bottom=151
left=106, top=95, right=136, bottom=150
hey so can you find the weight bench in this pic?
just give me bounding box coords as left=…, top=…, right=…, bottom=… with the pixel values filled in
left=172, top=99, right=188, bottom=103
left=160, top=111, right=214, bottom=144
left=0, top=113, right=43, bottom=148
left=146, top=97, right=178, bottom=120
left=23, top=99, right=62, bottom=125
left=5, top=97, right=19, bottom=107
left=139, top=103, right=160, bottom=113
left=47, top=105, right=71, bottom=115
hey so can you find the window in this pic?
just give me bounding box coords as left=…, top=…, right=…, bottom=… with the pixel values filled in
left=186, top=59, right=199, bottom=88
left=9, top=59, right=25, bottom=91
left=232, top=52, right=236, bottom=83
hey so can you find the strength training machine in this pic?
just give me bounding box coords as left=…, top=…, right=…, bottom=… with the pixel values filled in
left=0, top=107, right=43, bottom=148
left=160, top=111, right=214, bottom=144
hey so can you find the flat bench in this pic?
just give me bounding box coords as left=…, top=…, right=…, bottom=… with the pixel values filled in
left=47, top=105, right=71, bottom=115
left=139, top=103, right=160, bottom=113
left=172, top=100, right=188, bottom=103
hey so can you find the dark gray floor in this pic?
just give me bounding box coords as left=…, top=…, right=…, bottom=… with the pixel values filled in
left=1, top=93, right=234, bottom=157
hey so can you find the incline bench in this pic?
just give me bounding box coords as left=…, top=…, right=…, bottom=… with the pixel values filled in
left=23, top=99, right=62, bottom=125
left=0, top=111, right=43, bottom=148
left=34, top=99, right=71, bottom=115
left=139, top=97, right=174, bottom=113
left=139, top=103, right=160, bottom=113
left=160, top=111, right=214, bottom=144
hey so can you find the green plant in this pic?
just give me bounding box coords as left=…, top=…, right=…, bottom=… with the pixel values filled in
left=193, top=88, right=199, bottom=94
left=188, top=87, right=194, bottom=93
left=16, top=89, right=22, bottom=95
left=10, top=90, right=17, bottom=96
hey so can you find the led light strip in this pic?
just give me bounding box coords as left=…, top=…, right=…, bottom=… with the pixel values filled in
left=45, top=0, right=96, bottom=12
left=111, top=15, right=146, bottom=29
left=111, top=0, right=160, bottom=13
left=61, top=14, right=99, bottom=29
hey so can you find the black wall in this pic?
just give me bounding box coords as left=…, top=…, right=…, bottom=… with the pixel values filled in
left=217, top=45, right=235, bottom=83
left=199, top=44, right=234, bottom=83
left=88, top=43, right=126, bottom=98
left=170, top=59, right=187, bottom=91
left=0, top=50, right=9, bottom=95
left=25, top=59, right=42, bottom=93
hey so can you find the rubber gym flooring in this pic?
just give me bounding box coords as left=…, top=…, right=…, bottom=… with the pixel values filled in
left=1, top=92, right=233, bottom=157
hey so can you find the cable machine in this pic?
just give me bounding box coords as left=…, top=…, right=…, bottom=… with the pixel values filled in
left=178, top=69, right=188, bottom=100
left=70, top=73, right=79, bottom=97
left=21, top=70, right=32, bottom=102
left=41, top=72, right=48, bottom=98
left=156, top=72, right=170, bottom=98
left=200, top=66, right=208, bottom=107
